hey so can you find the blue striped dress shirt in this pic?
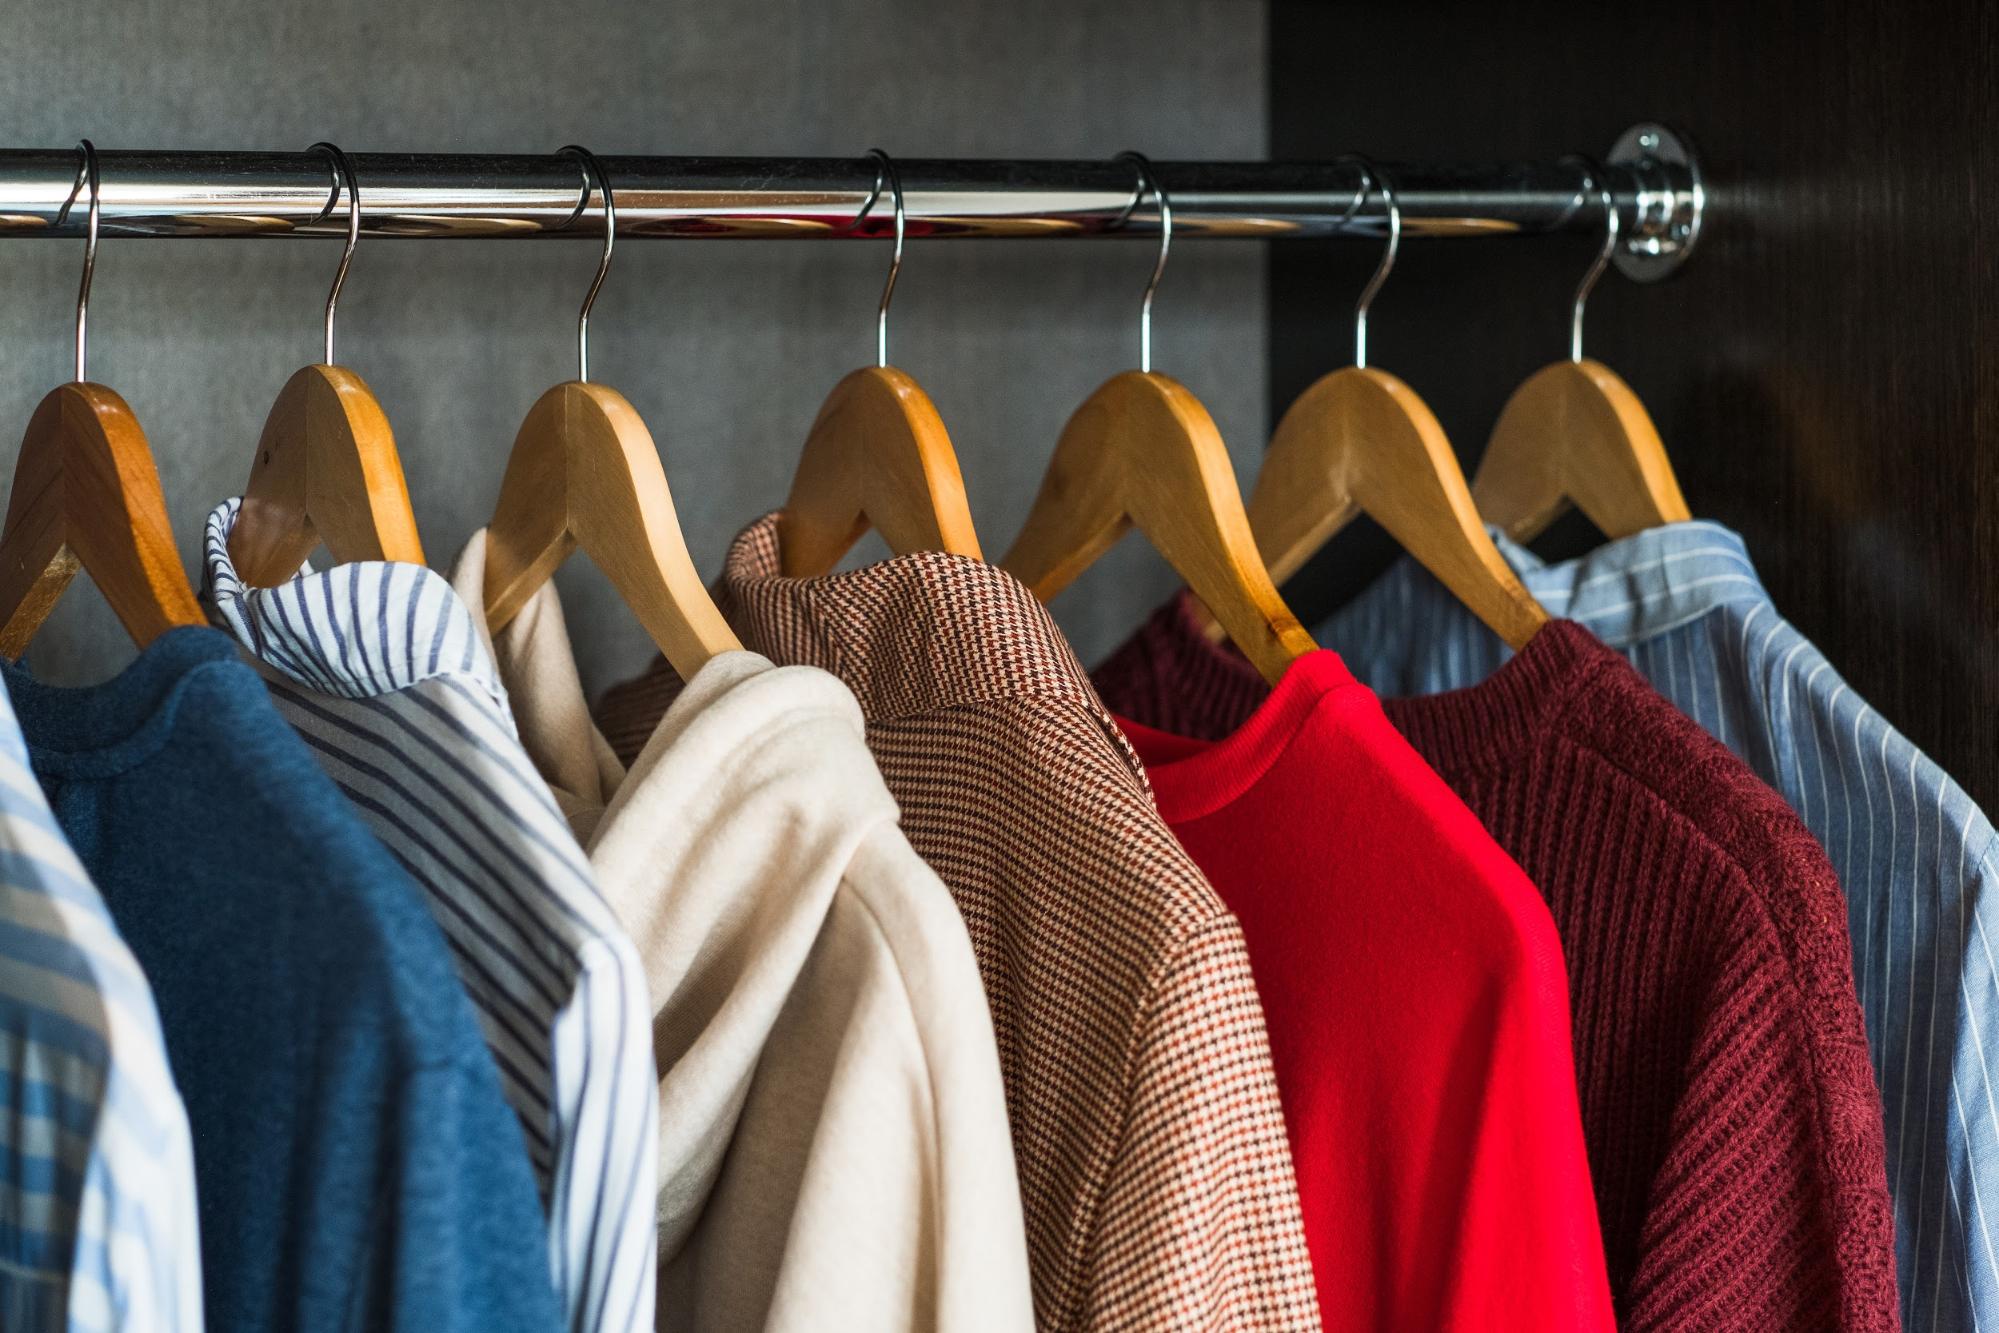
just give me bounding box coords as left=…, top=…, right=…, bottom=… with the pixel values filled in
left=202, top=499, right=657, bottom=1333
left=0, top=671, right=203, bottom=1332
left=1322, top=520, right=1997, bottom=1332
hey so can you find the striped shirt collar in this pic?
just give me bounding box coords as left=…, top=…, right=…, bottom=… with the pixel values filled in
left=1492, top=520, right=1768, bottom=645
left=202, top=497, right=511, bottom=722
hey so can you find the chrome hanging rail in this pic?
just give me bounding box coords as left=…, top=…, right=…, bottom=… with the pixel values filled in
left=0, top=124, right=1704, bottom=281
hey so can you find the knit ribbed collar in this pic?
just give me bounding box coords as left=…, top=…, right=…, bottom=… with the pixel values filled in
left=1376, top=618, right=1608, bottom=774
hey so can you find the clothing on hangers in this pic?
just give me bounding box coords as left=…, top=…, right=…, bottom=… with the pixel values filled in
left=1094, top=606, right=1900, bottom=1331
left=1112, top=648, right=1615, bottom=1331
left=0, top=672, right=203, bottom=1333
left=1318, top=519, right=1998, bottom=1332
left=3, top=628, right=561, bottom=1333
left=593, top=512, right=1323, bottom=1333
left=450, top=530, right=1035, bottom=1333
left=201, top=498, right=657, bottom=1333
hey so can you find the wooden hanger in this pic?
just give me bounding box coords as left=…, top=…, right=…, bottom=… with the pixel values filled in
left=229, top=146, right=422, bottom=586
left=482, top=146, right=740, bottom=681
left=1001, top=154, right=1313, bottom=685
left=781, top=367, right=980, bottom=575
left=231, top=366, right=421, bottom=583
left=1471, top=162, right=1689, bottom=542
left=0, top=385, right=207, bottom=657
left=1241, top=161, right=1549, bottom=649
left=1474, top=361, right=1689, bottom=543
left=777, top=152, right=980, bottom=576
left=0, top=141, right=205, bottom=658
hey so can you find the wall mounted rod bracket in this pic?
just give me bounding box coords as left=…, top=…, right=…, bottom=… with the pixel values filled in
left=1607, top=123, right=1702, bottom=281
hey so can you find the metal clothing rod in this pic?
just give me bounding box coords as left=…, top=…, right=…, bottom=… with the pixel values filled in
left=0, top=124, right=1705, bottom=281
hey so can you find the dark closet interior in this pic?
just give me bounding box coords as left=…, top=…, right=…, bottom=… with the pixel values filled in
left=1270, top=0, right=1999, bottom=811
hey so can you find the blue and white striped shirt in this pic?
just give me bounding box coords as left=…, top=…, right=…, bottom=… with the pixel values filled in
left=1323, top=520, right=1998, bottom=1332
left=0, top=673, right=203, bottom=1332
left=202, top=499, right=657, bottom=1333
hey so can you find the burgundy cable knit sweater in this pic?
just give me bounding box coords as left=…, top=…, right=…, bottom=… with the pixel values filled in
left=1093, top=605, right=1899, bottom=1332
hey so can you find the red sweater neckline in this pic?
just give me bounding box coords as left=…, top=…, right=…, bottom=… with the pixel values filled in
left=1114, top=649, right=1372, bottom=822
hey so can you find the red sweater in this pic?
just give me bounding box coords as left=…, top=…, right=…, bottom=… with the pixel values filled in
left=1095, top=605, right=1900, bottom=1332
left=1114, top=649, right=1615, bottom=1330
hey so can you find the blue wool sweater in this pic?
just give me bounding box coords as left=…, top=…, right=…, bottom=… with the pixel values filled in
left=5, top=628, right=559, bottom=1333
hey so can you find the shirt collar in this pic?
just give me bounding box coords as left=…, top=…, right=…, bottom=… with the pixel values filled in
left=716, top=512, right=1153, bottom=785
left=720, top=512, right=1115, bottom=725
left=447, top=528, right=627, bottom=839
left=1490, top=520, right=1768, bottom=647
left=202, top=497, right=511, bottom=718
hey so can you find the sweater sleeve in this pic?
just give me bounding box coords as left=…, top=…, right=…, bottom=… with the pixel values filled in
left=342, top=1055, right=561, bottom=1333
left=1621, top=833, right=1899, bottom=1332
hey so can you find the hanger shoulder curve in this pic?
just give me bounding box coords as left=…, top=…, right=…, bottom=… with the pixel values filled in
left=1474, top=357, right=1690, bottom=543
left=229, top=364, right=424, bottom=586
left=1003, top=369, right=1312, bottom=684
left=0, top=382, right=205, bottom=657
left=485, top=381, right=739, bottom=679
left=777, top=365, right=982, bottom=577
left=1250, top=365, right=1549, bottom=650
left=482, top=384, right=575, bottom=632
left=997, top=373, right=1134, bottom=601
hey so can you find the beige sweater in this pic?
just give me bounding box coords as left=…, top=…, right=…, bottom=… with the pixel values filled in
left=451, top=532, right=1035, bottom=1332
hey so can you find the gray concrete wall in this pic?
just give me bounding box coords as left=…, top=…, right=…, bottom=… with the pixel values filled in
left=0, top=1, right=1267, bottom=693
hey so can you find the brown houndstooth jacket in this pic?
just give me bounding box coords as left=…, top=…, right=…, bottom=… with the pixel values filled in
left=596, top=514, right=1321, bottom=1332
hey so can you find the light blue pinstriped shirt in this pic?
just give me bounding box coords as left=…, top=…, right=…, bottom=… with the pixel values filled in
left=1323, top=520, right=1996, bottom=1333
left=0, top=673, right=203, bottom=1331
left=202, top=499, right=657, bottom=1333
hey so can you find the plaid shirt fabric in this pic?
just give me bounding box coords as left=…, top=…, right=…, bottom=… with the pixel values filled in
left=597, top=514, right=1320, bottom=1332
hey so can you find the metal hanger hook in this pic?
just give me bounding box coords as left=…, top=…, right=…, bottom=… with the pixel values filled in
left=54, top=139, right=100, bottom=383
left=1114, top=151, right=1172, bottom=374
left=558, top=145, right=617, bottom=384
left=1337, top=155, right=1399, bottom=370
left=308, top=142, right=361, bottom=366
left=1561, top=154, right=1619, bottom=363
left=849, top=149, right=906, bottom=369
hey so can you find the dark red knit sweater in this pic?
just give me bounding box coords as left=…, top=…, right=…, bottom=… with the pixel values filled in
left=1093, top=605, right=1899, bottom=1332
